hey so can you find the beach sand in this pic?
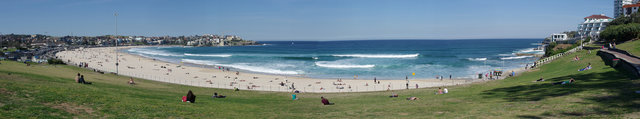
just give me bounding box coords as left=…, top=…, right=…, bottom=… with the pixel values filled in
left=55, top=46, right=497, bottom=93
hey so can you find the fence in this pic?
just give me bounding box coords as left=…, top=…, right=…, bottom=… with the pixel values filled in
left=535, top=43, right=588, bottom=66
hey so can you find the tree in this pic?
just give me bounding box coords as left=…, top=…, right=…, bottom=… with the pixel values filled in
left=600, top=23, right=640, bottom=42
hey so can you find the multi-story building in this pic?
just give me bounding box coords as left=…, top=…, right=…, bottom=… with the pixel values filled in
left=550, top=33, right=568, bottom=42
left=615, top=0, right=634, bottom=18
left=577, top=14, right=613, bottom=41
left=623, top=3, right=640, bottom=16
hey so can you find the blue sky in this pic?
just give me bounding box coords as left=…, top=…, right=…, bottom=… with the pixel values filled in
left=0, top=0, right=612, bottom=41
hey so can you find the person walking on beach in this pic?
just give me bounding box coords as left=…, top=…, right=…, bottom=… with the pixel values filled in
left=449, top=75, right=452, bottom=79
left=406, top=83, right=409, bottom=89
left=374, top=77, right=376, bottom=83
left=415, top=84, right=418, bottom=89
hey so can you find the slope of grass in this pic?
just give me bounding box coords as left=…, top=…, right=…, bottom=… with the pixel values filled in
left=616, top=40, right=640, bottom=56
left=0, top=47, right=639, bottom=118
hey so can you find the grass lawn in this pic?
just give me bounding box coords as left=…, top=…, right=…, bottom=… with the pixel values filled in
left=0, top=46, right=639, bottom=118
left=616, top=40, right=640, bottom=56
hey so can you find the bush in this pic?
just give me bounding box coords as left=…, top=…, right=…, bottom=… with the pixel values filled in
left=584, top=36, right=591, bottom=43
left=544, top=42, right=580, bottom=57
left=47, top=58, right=65, bottom=65
left=600, top=23, right=640, bottom=43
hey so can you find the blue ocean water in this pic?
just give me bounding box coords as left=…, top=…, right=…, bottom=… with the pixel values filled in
left=126, top=39, right=543, bottom=79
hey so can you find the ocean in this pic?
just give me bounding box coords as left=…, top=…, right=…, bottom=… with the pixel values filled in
left=125, top=39, right=543, bottom=80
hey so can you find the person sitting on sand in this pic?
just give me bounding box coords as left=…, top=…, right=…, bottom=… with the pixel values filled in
left=406, top=97, right=419, bottom=100
left=186, top=90, right=196, bottom=103
left=321, top=97, right=334, bottom=105
left=389, top=92, right=398, bottom=97
left=553, top=78, right=576, bottom=85
left=213, top=92, right=226, bottom=98
left=128, top=77, right=135, bottom=85
left=77, top=75, right=92, bottom=84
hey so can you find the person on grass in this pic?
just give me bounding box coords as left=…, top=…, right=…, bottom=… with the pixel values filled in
left=128, top=77, right=135, bottom=85
left=77, top=75, right=92, bottom=84
left=406, top=97, right=419, bottom=100
left=389, top=92, right=398, bottom=97
left=321, top=97, right=334, bottom=105
left=552, top=78, right=576, bottom=85
left=292, top=94, right=298, bottom=100
left=213, top=92, right=226, bottom=98
left=578, top=63, right=592, bottom=71
left=74, top=73, right=80, bottom=83
left=186, top=90, right=196, bottom=103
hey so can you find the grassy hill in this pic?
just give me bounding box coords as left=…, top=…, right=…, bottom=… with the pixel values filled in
left=616, top=40, right=640, bottom=56
left=0, top=46, right=639, bottom=118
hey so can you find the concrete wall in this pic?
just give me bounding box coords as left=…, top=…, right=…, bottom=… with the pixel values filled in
left=597, top=50, right=640, bottom=78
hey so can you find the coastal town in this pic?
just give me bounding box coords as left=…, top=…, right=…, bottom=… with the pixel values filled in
left=0, top=34, right=258, bottom=62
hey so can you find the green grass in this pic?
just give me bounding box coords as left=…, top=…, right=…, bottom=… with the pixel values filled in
left=0, top=47, right=639, bottom=118
left=616, top=40, right=640, bottom=56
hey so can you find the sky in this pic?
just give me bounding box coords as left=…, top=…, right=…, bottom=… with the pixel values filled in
left=0, top=0, right=612, bottom=41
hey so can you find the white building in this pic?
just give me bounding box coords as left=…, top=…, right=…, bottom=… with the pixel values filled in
left=577, top=14, right=613, bottom=41
left=615, top=0, right=634, bottom=18
left=550, top=33, right=568, bottom=42
left=623, top=3, right=640, bottom=16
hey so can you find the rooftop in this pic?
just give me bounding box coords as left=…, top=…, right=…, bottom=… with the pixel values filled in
left=584, top=14, right=612, bottom=19
left=623, top=3, right=640, bottom=8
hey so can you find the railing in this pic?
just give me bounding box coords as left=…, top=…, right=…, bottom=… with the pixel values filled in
left=535, top=43, right=588, bottom=66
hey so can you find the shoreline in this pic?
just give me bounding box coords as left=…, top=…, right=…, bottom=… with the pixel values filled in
left=55, top=46, right=524, bottom=93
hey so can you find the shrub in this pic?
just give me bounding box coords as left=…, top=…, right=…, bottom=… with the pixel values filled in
left=600, top=23, right=640, bottom=43
left=47, top=58, right=65, bottom=65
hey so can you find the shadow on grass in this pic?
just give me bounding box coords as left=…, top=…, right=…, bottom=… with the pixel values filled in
left=482, top=71, right=640, bottom=117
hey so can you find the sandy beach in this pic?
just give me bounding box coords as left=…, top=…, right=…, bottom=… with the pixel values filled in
left=54, top=46, right=520, bottom=93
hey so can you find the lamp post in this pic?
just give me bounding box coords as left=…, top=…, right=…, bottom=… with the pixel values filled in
left=115, top=12, right=119, bottom=75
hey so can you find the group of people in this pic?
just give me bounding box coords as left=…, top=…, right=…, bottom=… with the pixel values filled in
left=74, top=73, right=92, bottom=84
left=436, top=87, right=448, bottom=94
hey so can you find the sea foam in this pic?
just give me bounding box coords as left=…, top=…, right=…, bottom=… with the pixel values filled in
left=500, top=56, right=533, bottom=60
left=128, top=48, right=183, bottom=57
left=181, top=59, right=217, bottom=65
left=332, top=53, right=419, bottom=58
left=315, top=61, right=375, bottom=68
left=216, top=63, right=300, bottom=75
left=467, top=58, right=487, bottom=61
left=184, top=53, right=232, bottom=57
